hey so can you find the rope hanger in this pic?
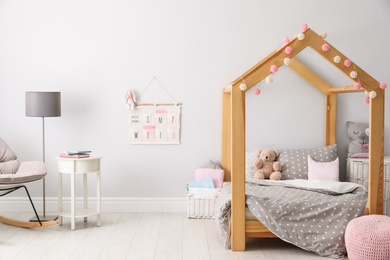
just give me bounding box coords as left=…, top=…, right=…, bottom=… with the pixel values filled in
left=137, top=77, right=183, bottom=106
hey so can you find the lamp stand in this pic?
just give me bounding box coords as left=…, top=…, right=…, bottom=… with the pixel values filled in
left=30, top=117, right=58, bottom=222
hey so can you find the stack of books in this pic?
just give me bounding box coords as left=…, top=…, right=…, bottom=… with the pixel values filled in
left=59, top=150, right=91, bottom=158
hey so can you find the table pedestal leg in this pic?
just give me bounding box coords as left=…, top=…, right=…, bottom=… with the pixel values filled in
left=97, top=169, right=101, bottom=227
left=58, top=172, right=62, bottom=225
left=71, top=171, right=76, bottom=231
left=83, top=173, right=88, bottom=222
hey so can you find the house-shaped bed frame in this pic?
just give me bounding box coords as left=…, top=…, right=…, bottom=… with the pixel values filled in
left=221, top=28, right=385, bottom=251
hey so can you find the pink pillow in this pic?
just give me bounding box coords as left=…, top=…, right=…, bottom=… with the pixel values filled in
left=307, top=156, right=339, bottom=181
left=350, top=153, right=369, bottom=158
left=195, top=168, right=224, bottom=189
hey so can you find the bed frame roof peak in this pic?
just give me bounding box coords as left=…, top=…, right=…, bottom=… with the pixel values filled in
left=223, top=28, right=379, bottom=95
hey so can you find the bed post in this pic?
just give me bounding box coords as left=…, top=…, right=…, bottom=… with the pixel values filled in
left=325, top=94, right=337, bottom=145
left=231, top=85, right=246, bottom=251
left=368, top=89, right=384, bottom=214
left=222, top=90, right=232, bottom=182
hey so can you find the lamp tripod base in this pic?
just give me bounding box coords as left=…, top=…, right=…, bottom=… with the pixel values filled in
left=30, top=215, right=58, bottom=222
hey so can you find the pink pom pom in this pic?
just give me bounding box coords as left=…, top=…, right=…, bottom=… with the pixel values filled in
left=283, top=36, right=290, bottom=44
left=364, top=96, right=370, bottom=104
left=253, top=88, right=261, bottom=95
left=285, top=47, right=293, bottom=54
left=354, top=82, right=362, bottom=90
left=301, top=23, right=308, bottom=31
left=344, top=59, right=352, bottom=67
left=321, top=44, right=330, bottom=51
left=270, top=65, right=278, bottom=74
left=380, top=82, right=387, bottom=90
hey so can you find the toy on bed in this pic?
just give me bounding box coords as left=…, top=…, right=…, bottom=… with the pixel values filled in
left=253, top=149, right=282, bottom=180
left=346, top=121, right=369, bottom=158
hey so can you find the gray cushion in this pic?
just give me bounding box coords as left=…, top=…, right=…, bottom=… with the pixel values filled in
left=0, top=161, right=46, bottom=184
left=346, top=121, right=369, bottom=157
left=278, top=144, right=338, bottom=180
left=0, top=160, right=20, bottom=174
left=246, top=152, right=259, bottom=180
left=0, top=137, right=17, bottom=162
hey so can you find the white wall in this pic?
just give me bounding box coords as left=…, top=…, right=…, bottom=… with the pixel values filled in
left=0, top=0, right=389, bottom=204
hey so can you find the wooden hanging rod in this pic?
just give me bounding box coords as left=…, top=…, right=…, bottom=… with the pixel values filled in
left=135, top=103, right=183, bottom=106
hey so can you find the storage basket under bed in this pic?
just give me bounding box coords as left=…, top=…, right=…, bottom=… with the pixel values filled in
left=346, top=157, right=390, bottom=216
left=187, top=197, right=216, bottom=219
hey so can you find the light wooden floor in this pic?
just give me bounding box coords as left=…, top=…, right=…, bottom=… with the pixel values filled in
left=0, top=212, right=332, bottom=260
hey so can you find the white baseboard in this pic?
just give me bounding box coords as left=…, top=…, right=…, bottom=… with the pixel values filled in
left=0, top=197, right=187, bottom=213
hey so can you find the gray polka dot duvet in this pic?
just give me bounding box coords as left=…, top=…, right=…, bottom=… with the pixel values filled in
left=215, top=180, right=367, bottom=259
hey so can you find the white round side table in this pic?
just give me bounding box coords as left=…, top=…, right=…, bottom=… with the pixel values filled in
left=56, top=156, right=102, bottom=230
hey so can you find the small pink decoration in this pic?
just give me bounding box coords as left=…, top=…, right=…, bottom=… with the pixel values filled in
left=344, top=59, right=352, bottom=67
left=364, top=96, right=370, bottom=104
left=354, top=82, right=362, bottom=89
left=301, top=23, right=308, bottom=31
left=283, top=36, right=290, bottom=44
left=253, top=88, right=260, bottom=95
left=270, top=65, right=278, bottom=74
left=285, top=47, right=293, bottom=54
left=380, top=82, right=387, bottom=89
left=321, top=43, right=330, bottom=51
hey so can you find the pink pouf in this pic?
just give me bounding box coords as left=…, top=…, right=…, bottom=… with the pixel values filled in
left=345, top=215, right=390, bottom=260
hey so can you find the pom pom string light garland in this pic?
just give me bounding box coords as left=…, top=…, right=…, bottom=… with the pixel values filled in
left=239, top=83, right=247, bottom=91
left=270, top=65, right=278, bottom=74
left=369, top=91, right=377, bottom=99
left=344, top=59, right=352, bottom=67
left=354, top=82, right=362, bottom=90
left=265, top=76, right=273, bottom=84
left=321, top=44, right=330, bottom=52
left=258, top=24, right=387, bottom=102
left=249, top=24, right=388, bottom=101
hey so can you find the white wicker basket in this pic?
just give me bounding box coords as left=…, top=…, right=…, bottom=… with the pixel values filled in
left=187, top=197, right=216, bottom=219
left=346, top=157, right=390, bottom=216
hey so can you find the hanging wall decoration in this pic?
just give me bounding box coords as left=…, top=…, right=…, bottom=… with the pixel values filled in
left=125, top=77, right=182, bottom=145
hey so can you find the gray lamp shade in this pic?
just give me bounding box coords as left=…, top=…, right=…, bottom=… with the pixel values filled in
left=26, top=91, right=61, bottom=117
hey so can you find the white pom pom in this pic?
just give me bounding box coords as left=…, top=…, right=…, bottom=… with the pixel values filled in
left=334, top=56, right=341, bottom=63
left=369, top=91, right=377, bottom=99
left=350, top=71, right=357, bottom=79
left=265, top=76, right=273, bottom=84
left=284, top=58, right=291, bottom=66
left=297, top=33, right=305, bottom=40
left=239, top=83, right=247, bottom=91
left=321, top=32, right=327, bottom=38
left=365, top=91, right=370, bottom=95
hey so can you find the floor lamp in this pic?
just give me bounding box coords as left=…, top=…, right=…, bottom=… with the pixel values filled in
left=26, top=91, right=61, bottom=222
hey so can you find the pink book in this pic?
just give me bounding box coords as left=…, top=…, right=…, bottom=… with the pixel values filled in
left=59, top=153, right=90, bottom=158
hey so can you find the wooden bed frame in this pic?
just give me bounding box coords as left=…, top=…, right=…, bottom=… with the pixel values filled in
left=221, top=28, right=385, bottom=251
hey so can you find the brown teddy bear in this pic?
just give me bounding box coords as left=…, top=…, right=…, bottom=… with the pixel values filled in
left=253, top=149, right=282, bottom=181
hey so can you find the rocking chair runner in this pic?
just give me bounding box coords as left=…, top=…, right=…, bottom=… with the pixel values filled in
left=0, top=137, right=58, bottom=228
